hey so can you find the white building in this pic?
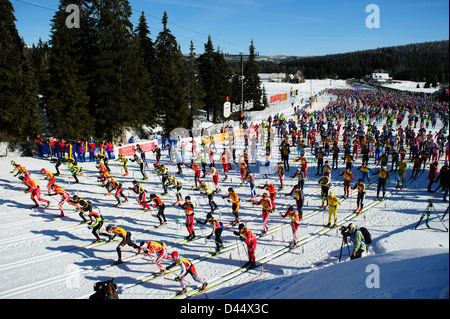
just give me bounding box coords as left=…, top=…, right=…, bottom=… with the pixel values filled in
left=259, top=73, right=286, bottom=83
left=369, top=71, right=393, bottom=84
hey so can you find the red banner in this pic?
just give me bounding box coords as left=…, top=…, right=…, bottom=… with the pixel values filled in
left=118, top=141, right=155, bottom=157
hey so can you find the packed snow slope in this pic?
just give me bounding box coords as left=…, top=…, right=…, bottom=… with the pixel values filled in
left=0, top=80, right=448, bottom=300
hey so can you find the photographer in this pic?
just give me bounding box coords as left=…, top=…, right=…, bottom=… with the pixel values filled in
left=434, top=162, right=449, bottom=201
left=341, top=223, right=366, bottom=260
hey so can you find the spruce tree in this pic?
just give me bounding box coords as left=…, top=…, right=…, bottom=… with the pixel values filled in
left=43, top=0, right=94, bottom=140
left=135, top=12, right=156, bottom=78
left=261, top=85, right=269, bottom=109
left=184, top=41, right=205, bottom=129
left=27, top=38, right=50, bottom=98
left=134, top=11, right=157, bottom=128
left=198, top=36, right=216, bottom=122
left=153, top=11, right=189, bottom=135
left=230, top=72, right=242, bottom=106
left=130, top=30, right=155, bottom=129
left=0, top=0, right=42, bottom=141
left=198, top=36, right=232, bottom=123
left=212, top=48, right=232, bottom=122
left=88, top=0, right=138, bottom=141
left=244, top=40, right=263, bottom=110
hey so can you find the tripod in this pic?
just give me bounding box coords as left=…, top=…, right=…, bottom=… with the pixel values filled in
left=414, top=200, right=448, bottom=232
left=338, top=236, right=351, bottom=262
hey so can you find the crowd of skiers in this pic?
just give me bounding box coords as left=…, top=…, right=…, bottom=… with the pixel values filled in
left=11, top=87, right=449, bottom=297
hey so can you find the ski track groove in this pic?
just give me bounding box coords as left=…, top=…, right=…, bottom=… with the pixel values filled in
left=0, top=165, right=345, bottom=298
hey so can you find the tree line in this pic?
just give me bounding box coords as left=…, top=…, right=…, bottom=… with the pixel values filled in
left=2, top=0, right=447, bottom=147
left=256, top=40, right=449, bottom=85
left=0, top=0, right=264, bottom=145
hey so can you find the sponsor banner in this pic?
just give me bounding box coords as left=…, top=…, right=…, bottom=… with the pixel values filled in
left=115, top=141, right=156, bottom=158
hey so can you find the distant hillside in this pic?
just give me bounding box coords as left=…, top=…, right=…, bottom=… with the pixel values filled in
left=255, top=41, right=449, bottom=83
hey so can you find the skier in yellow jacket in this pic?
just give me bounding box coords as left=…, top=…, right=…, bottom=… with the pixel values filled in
left=326, top=192, right=341, bottom=228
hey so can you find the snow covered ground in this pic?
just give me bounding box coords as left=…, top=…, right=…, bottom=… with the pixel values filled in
left=0, top=80, right=448, bottom=305
left=382, top=80, right=441, bottom=94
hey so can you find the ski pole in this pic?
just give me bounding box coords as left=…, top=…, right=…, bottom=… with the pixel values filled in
left=176, top=205, right=180, bottom=239
left=235, top=236, right=242, bottom=262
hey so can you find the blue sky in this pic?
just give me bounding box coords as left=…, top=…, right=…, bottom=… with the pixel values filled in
left=10, top=0, right=450, bottom=56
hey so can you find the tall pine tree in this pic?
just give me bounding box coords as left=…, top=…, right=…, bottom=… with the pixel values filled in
left=184, top=41, right=204, bottom=129
left=198, top=36, right=216, bottom=122
left=213, top=47, right=232, bottom=122
left=0, top=0, right=42, bottom=142
left=135, top=12, right=156, bottom=81
left=153, top=11, right=190, bottom=135
left=244, top=40, right=263, bottom=110
left=134, top=11, right=157, bottom=128
left=88, top=0, right=139, bottom=141
left=43, top=0, right=94, bottom=140
left=198, top=36, right=232, bottom=123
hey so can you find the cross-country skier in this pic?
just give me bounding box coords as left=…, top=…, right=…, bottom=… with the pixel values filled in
left=326, top=192, right=341, bottom=228
left=48, top=184, right=71, bottom=217
left=351, top=178, right=366, bottom=214
left=128, top=180, right=150, bottom=211
left=281, top=205, right=301, bottom=245
left=253, top=193, right=273, bottom=234
left=178, top=196, right=195, bottom=241
left=374, top=166, right=390, bottom=199
left=285, top=185, right=304, bottom=219
left=117, top=154, right=129, bottom=176
left=209, top=167, right=220, bottom=193
left=220, top=151, right=231, bottom=180
left=23, top=176, right=50, bottom=209
left=148, top=194, right=167, bottom=226
left=318, top=174, right=330, bottom=208
left=196, top=212, right=224, bottom=254
left=134, top=144, right=148, bottom=168
left=153, top=145, right=161, bottom=162
left=343, top=151, right=355, bottom=170
left=360, top=162, right=372, bottom=185
left=239, top=160, right=247, bottom=182
left=396, top=160, right=407, bottom=189
left=291, top=167, right=305, bottom=191
left=298, top=153, right=308, bottom=179
left=69, top=195, right=93, bottom=222
left=339, top=168, right=354, bottom=198
left=259, top=182, right=277, bottom=209
left=11, top=161, right=29, bottom=180
left=276, top=163, right=285, bottom=189
left=88, top=210, right=105, bottom=243
left=95, top=153, right=110, bottom=172
left=233, top=223, right=257, bottom=268
left=41, top=168, right=56, bottom=194
left=168, top=175, right=183, bottom=204
left=139, top=241, right=170, bottom=273
left=244, top=173, right=257, bottom=200
left=222, top=187, right=240, bottom=226
left=200, top=181, right=218, bottom=212
left=130, top=154, right=148, bottom=181
left=188, top=162, right=201, bottom=188
left=280, top=141, right=290, bottom=171
left=70, top=162, right=83, bottom=184
left=166, top=251, right=207, bottom=295
left=106, top=179, right=128, bottom=206
left=105, top=225, right=140, bottom=265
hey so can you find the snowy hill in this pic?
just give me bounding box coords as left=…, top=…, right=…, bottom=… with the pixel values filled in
left=0, top=80, right=448, bottom=307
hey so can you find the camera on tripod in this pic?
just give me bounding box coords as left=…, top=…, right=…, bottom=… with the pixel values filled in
left=339, top=225, right=350, bottom=237
left=428, top=199, right=434, bottom=207
left=339, top=226, right=351, bottom=243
